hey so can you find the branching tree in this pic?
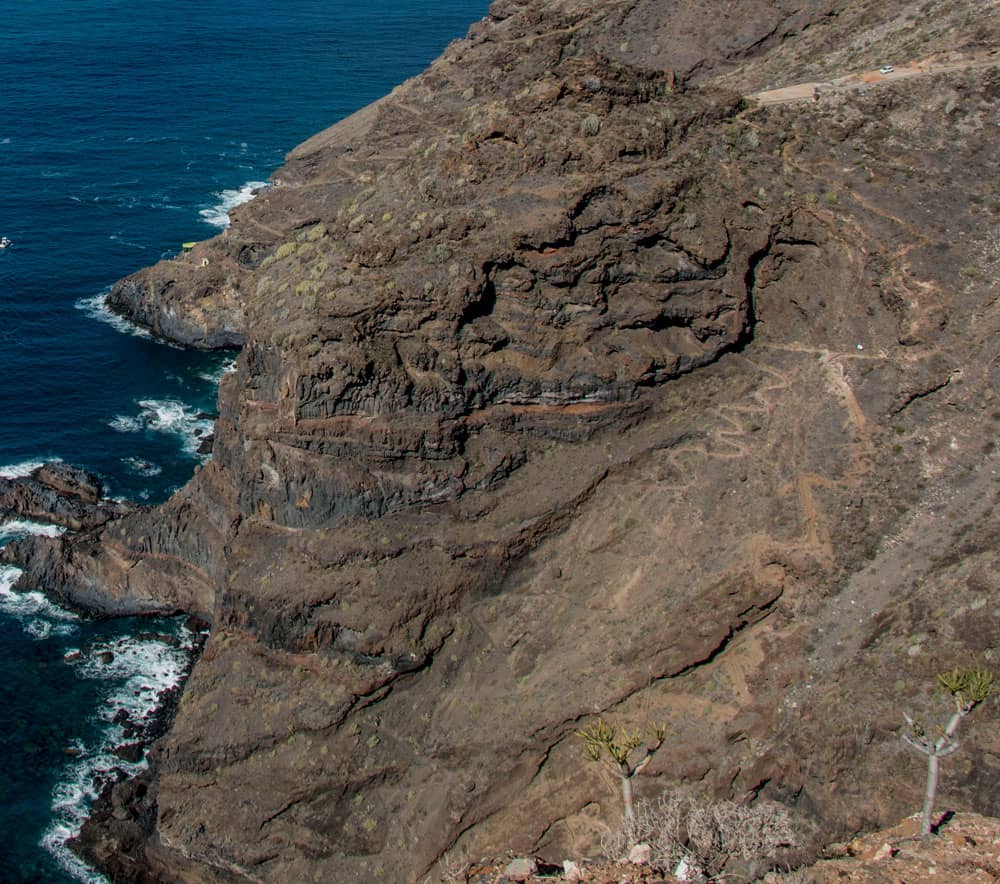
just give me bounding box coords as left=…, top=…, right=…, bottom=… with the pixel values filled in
left=578, top=718, right=666, bottom=827
left=901, top=665, right=995, bottom=839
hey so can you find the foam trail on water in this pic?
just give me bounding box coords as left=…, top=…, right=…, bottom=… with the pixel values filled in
left=199, top=179, right=268, bottom=228
left=109, top=232, right=151, bottom=251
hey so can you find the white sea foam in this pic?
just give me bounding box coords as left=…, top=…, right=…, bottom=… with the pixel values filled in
left=120, top=456, right=163, bottom=477
left=77, top=634, right=192, bottom=727
left=42, top=628, right=194, bottom=883
left=0, top=565, right=80, bottom=642
left=75, top=290, right=152, bottom=340
left=198, top=357, right=238, bottom=384
left=108, top=399, right=213, bottom=458
left=0, top=563, right=19, bottom=590
left=199, top=179, right=269, bottom=228
left=108, top=415, right=143, bottom=433
left=41, top=738, right=125, bottom=884
left=40, top=822, right=108, bottom=884
left=0, top=519, right=68, bottom=540
left=27, top=619, right=78, bottom=640
left=0, top=459, right=47, bottom=478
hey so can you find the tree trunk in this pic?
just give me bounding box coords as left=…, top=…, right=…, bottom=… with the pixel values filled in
left=921, top=708, right=966, bottom=839
left=921, top=752, right=940, bottom=839
left=620, top=764, right=635, bottom=827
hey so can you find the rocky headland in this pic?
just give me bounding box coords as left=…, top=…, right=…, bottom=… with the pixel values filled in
left=4, top=0, right=999, bottom=880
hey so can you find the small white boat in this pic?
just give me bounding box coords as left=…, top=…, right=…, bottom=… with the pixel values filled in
left=0, top=236, right=11, bottom=248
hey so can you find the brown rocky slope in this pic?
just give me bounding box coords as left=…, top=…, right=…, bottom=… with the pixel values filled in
left=4, top=0, right=999, bottom=881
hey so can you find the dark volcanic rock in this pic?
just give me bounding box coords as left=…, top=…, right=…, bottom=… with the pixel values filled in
left=71, top=770, right=159, bottom=884
left=107, top=270, right=246, bottom=350
left=0, top=462, right=130, bottom=532
left=41, top=1, right=1000, bottom=882
left=34, top=463, right=103, bottom=504
left=115, top=743, right=145, bottom=763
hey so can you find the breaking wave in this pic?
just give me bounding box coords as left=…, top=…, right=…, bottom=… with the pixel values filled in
left=109, top=399, right=214, bottom=458
left=0, top=519, right=67, bottom=540
left=199, top=179, right=269, bottom=228
left=75, top=290, right=152, bottom=340
left=0, top=565, right=79, bottom=641
left=0, top=459, right=51, bottom=479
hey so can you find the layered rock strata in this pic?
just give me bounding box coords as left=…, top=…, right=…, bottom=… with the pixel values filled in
left=7, top=0, right=1000, bottom=881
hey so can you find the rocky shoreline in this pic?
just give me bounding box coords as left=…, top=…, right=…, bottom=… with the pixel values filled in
left=1, top=464, right=209, bottom=880
left=4, top=0, right=1000, bottom=881
left=68, top=621, right=209, bottom=884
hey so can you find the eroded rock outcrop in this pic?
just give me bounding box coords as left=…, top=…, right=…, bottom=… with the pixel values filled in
left=8, top=0, right=1000, bottom=881
left=0, top=463, right=130, bottom=532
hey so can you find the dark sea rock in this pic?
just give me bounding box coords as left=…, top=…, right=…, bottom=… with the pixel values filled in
left=114, top=743, right=145, bottom=763
left=71, top=771, right=159, bottom=884
left=0, top=462, right=132, bottom=532
left=34, top=463, right=103, bottom=504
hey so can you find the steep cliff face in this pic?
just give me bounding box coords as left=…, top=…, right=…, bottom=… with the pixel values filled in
left=6, top=0, right=1000, bottom=881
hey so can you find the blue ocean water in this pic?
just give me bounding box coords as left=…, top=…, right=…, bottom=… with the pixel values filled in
left=0, top=2, right=486, bottom=879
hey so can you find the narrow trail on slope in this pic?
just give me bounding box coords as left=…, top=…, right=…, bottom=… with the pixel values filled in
left=747, top=52, right=1000, bottom=107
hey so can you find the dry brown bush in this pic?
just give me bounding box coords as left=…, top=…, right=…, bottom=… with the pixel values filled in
left=602, top=789, right=796, bottom=879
